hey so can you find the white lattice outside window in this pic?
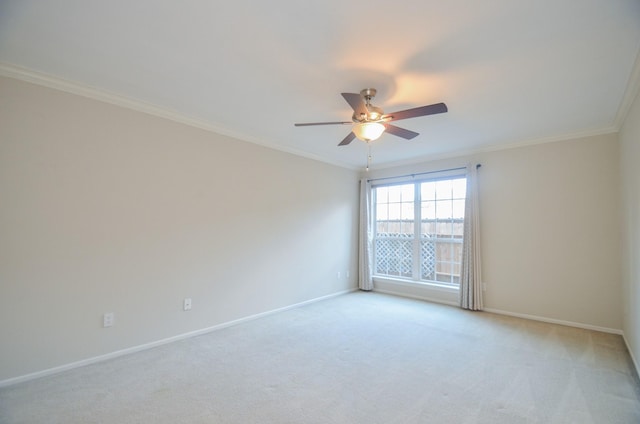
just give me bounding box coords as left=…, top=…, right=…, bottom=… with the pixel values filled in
left=373, top=177, right=466, bottom=286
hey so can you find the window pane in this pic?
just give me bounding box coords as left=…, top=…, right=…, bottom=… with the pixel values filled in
left=387, top=220, right=400, bottom=235
left=435, top=200, right=452, bottom=219
left=376, top=221, right=388, bottom=234
left=401, top=184, right=414, bottom=202
left=401, top=202, right=414, bottom=220
left=436, top=221, right=453, bottom=238
left=435, top=180, right=452, bottom=200
left=376, top=203, right=388, bottom=220
left=387, top=184, right=411, bottom=203
left=452, top=242, right=464, bottom=260
left=452, top=221, right=464, bottom=238
left=421, top=220, right=435, bottom=237
left=452, top=178, right=466, bottom=198
left=420, top=239, right=436, bottom=280
left=376, top=186, right=388, bottom=203
left=452, top=199, right=465, bottom=219
left=401, top=221, right=414, bottom=235
left=387, top=187, right=399, bottom=203
left=422, top=201, right=435, bottom=220
left=421, top=182, right=436, bottom=201
left=437, top=261, right=452, bottom=275
left=388, top=203, right=401, bottom=220
left=374, top=238, right=412, bottom=278
left=436, top=241, right=452, bottom=258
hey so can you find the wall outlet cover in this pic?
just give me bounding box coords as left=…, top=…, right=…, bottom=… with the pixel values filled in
left=103, top=312, right=114, bottom=328
left=183, top=298, right=192, bottom=311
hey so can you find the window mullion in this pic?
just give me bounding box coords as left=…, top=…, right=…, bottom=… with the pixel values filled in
left=412, top=182, right=421, bottom=280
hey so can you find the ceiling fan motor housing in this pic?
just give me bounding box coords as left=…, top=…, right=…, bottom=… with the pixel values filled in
left=360, top=88, right=377, bottom=100
left=353, top=88, right=383, bottom=122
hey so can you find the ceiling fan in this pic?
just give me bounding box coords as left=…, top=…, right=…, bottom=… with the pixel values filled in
left=294, top=88, right=447, bottom=146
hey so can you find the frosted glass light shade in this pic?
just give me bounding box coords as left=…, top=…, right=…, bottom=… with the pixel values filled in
left=353, top=122, right=385, bottom=142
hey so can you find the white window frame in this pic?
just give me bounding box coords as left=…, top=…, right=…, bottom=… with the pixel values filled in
left=371, top=171, right=466, bottom=289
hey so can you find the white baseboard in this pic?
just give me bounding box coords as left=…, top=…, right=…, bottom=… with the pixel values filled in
left=483, top=307, right=623, bottom=335
left=0, top=288, right=357, bottom=388
left=622, top=333, right=640, bottom=380
left=372, top=287, right=623, bottom=335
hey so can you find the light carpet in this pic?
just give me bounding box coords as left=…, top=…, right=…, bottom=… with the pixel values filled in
left=1, top=292, right=639, bottom=423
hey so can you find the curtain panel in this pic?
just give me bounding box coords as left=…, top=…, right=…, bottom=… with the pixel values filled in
left=358, top=178, right=374, bottom=291
left=459, top=164, right=483, bottom=310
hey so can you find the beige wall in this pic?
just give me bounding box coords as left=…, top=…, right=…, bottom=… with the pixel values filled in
left=0, top=72, right=631, bottom=383
left=620, top=89, right=640, bottom=371
left=480, top=134, right=621, bottom=329
left=0, top=76, right=359, bottom=382
left=365, top=133, right=622, bottom=331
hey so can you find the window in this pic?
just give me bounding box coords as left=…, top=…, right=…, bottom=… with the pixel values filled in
left=373, top=176, right=466, bottom=286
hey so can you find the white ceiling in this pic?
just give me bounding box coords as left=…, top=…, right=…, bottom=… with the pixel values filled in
left=1, top=1, right=639, bottom=169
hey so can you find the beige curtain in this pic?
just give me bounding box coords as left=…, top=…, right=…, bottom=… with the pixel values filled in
left=358, top=178, right=374, bottom=291
left=460, top=164, right=483, bottom=310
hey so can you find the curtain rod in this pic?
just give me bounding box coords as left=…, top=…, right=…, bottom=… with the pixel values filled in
left=367, top=164, right=481, bottom=183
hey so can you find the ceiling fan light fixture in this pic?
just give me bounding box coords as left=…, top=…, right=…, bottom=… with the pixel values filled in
left=367, top=105, right=384, bottom=121
left=353, top=122, right=385, bottom=142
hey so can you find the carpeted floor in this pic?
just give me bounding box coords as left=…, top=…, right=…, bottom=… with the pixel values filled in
left=1, top=292, right=639, bottom=423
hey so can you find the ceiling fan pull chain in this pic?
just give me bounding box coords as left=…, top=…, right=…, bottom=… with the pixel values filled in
left=366, top=141, right=372, bottom=172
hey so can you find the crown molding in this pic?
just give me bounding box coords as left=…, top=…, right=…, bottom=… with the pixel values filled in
left=367, top=126, right=618, bottom=172
left=613, top=47, right=640, bottom=130
left=0, top=63, right=359, bottom=171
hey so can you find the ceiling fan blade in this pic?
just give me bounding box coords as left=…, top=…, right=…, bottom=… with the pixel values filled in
left=338, top=132, right=356, bottom=146
left=294, top=121, right=352, bottom=126
left=341, top=93, right=368, bottom=119
left=384, top=102, right=448, bottom=121
left=384, top=124, right=419, bottom=140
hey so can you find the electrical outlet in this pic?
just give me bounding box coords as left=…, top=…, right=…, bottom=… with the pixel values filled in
left=346, top=271, right=350, bottom=278
left=337, top=271, right=341, bottom=279
left=103, top=312, right=114, bottom=328
left=183, top=298, right=192, bottom=311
